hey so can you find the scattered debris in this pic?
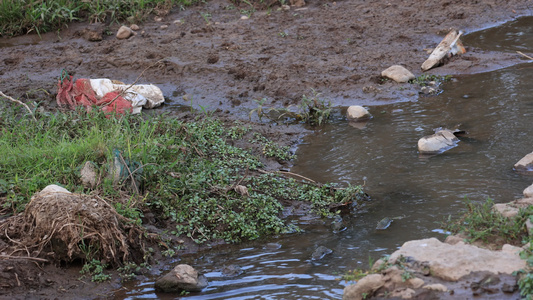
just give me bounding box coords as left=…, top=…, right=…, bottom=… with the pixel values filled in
left=56, top=72, right=164, bottom=115
left=517, top=51, right=533, bottom=61
left=421, top=30, right=466, bottom=71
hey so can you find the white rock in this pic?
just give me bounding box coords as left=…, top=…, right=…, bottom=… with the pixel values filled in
left=343, top=274, right=384, bottom=300
left=346, top=105, right=371, bottom=121
left=240, top=15, right=249, bottom=20
left=116, top=26, right=134, bottom=39
left=40, top=184, right=71, bottom=194
left=388, top=238, right=526, bottom=281
left=514, top=151, right=533, bottom=172
left=417, top=129, right=458, bottom=154
left=130, top=24, right=140, bottom=31
left=160, top=25, right=168, bottom=30
left=381, top=65, right=415, bottom=83
left=281, top=4, right=290, bottom=11
left=524, top=183, right=533, bottom=198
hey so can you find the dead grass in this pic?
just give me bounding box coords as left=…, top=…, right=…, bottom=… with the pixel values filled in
left=1, top=187, right=145, bottom=266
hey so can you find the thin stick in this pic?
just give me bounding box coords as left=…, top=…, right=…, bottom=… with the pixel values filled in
left=257, top=169, right=316, bottom=183
left=517, top=51, right=533, bottom=60
left=107, top=59, right=165, bottom=107
left=0, top=255, right=49, bottom=263
left=0, top=91, right=37, bottom=122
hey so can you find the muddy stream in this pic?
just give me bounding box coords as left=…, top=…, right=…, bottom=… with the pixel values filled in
left=113, top=18, right=533, bottom=299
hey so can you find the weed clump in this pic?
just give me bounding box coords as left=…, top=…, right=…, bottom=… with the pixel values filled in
left=0, top=107, right=366, bottom=252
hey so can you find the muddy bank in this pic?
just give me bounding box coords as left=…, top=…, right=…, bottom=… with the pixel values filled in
left=1, top=0, right=533, bottom=299
left=1, top=0, right=531, bottom=118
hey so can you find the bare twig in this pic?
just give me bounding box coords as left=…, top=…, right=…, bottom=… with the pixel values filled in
left=0, top=255, right=49, bottom=263
left=0, top=90, right=37, bottom=122
left=257, top=169, right=317, bottom=183
left=517, top=51, right=533, bottom=60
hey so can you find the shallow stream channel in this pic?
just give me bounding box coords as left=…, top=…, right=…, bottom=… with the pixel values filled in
left=117, top=17, right=533, bottom=299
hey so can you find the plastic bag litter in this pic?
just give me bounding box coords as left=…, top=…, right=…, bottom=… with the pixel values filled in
left=421, top=29, right=466, bottom=71
left=56, top=72, right=164, bottom=115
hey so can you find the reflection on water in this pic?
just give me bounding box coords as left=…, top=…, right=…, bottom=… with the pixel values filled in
left=464, top=16, right=533, bottom=52
left=117, top=21, right=533, bottom=300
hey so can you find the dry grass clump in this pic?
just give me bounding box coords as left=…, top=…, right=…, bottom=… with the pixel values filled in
left=1, top=186, right=144, bottom=265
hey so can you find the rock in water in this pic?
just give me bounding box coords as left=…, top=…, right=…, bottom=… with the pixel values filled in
left=514, top=151, right=533, bottom=172
left=221, top=265, right=244, bottom=277
left=311, top=246, right=333, bottom=260
left=346, top=105, right=371, bottom=121
left=376, top=217, right=393, bottom=230
left=381, top=65, right=415, bottom=83
left=418, top=129, right=459, bottom=154
left=155, top=264, right=208, bottom=293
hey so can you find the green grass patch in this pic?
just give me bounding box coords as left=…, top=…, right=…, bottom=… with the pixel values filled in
left=0, top=0, right=194, bottom=37
left=445, top=198, right=533, bottom=298
left=0, top=106, right=366, bottom=244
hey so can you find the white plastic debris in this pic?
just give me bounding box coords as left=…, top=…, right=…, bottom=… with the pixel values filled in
left=421, top=30, right=466, bottom=71
left=90, top=79, right=165, bottom=114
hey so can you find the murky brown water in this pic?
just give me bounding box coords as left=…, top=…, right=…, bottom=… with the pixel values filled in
left=117, top=19, right=533, bottom=300
left=464, top=16, right=533, bottom=52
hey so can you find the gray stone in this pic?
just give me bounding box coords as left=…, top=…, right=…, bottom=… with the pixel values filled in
left=221, top=265, right=244, bottom=277
left=346, top=105, right=371, bottom=121
left=80, top=161, right=98, bottom=189
left=526, top=219, right=533, bottom=237
left=80, top=23, right=104, bottom=42
left=343, top=274, right=384, bottom=300
left=116, top=26, right=134, bottom=40
left=493, top=198, right=533, bottom=219
left=523, top=183, right=533, bottom=198
left=155, top=264, right=208, bottom=293
left=418, top=129, right=458, bottom=154
left=514, top=152, right=533, bottom=172
left=381, top=65, right=415, bottom=83
left=311, top=246, right=332, bottom=260
left=388, top=238, right=526, bottom=281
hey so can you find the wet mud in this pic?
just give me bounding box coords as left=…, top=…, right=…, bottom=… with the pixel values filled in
left=1, top=0, right=532, bottom=299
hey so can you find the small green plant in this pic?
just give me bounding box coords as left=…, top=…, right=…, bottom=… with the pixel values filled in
left=199, top=11, right=211, bottom=24
left=162, top=248, right=176, bottom=257
left=249, top=98, right=267, bottom=121
left=278, top=31, right=288, bottom=37
left=249, top=133, right=295, bottom=161
left=117, top=262, right=150, bottom=281
left=444, top=198, right=529, bottom=244
left=341, top=269, right=370, bottom=282
left=298, top=90, right=332, bottom=126
left=80, top=259, right=111, bottom=282
left=409, top=74, right=452, bottom=86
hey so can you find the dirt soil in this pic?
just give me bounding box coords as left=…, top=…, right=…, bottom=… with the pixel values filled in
left=1, top=0, right=532, bottom=299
